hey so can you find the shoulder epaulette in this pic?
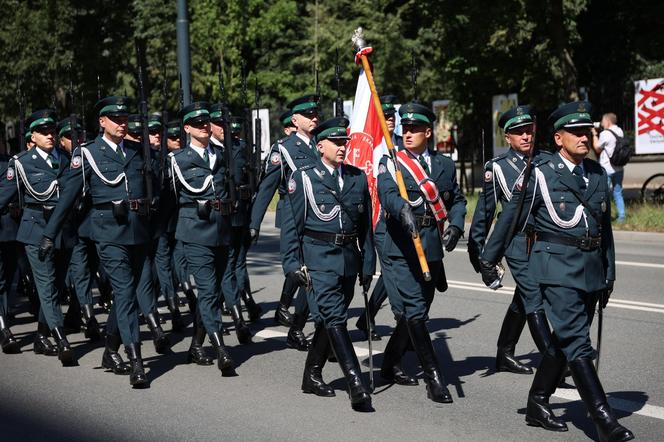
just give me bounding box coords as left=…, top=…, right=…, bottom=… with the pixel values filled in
left=14, top=150, right=29, bottom=160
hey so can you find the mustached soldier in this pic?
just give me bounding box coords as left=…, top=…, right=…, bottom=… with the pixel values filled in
left=285, top=117, right=375, bottom=411
left=480, top=102, right=633, bottom=441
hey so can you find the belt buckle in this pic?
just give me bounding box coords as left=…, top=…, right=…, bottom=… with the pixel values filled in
left=578, top=237, right=591, bottom=251
left=129, top=200, right=139, bottom=211
left=334, top=234, right=344, bottom=246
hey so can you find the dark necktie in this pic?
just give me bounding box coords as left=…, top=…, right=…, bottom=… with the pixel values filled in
left=418, top=155, right=430, bottom=175
left=572, top=165, right=586, bottom=190
left=48, top=153, right=59, bottom=170
left=332, top=168, right=342, bottom=193
left=116, top=146, right=125, bottom=161
left=203, top=148, right=209, bottom=165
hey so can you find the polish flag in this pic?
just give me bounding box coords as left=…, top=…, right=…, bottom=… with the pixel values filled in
left=345, top=68, right=388, bottom=227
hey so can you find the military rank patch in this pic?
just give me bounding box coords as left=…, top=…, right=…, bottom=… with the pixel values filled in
left=71, top=155, right=82, bottom=169
left=288, top=177, right=296, bottom=194
left=270, top=152, right=281, bottom=165
left=484, top=170, right=493, bottom=182
left=378, top=163, right=387, bottom=174
left=6, top=167, right=15, bottom=181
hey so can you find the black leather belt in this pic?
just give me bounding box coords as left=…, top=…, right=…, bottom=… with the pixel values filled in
left=304, top=229, right=358, bottom=246
left=180, top=199, right=230, bottom=211
left=94, top=199, right=149, bottom=211
left=535, top=231, right=601, bottom=251
left=415, top=214, right=434, bottom=228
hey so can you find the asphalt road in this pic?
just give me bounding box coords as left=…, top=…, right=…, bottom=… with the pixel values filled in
left=1, top=212, right=663, bottom=442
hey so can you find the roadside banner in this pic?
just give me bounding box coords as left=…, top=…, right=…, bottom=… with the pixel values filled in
left=635, top=78, right=664, bottom=154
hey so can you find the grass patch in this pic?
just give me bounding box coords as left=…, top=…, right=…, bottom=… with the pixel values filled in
left=612, top=201, right=664, bottom=232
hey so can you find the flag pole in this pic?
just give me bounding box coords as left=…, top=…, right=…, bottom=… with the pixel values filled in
left=351, top=28, right=431, bottom=282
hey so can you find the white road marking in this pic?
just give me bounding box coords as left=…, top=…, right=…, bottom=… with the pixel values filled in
left=255, top=329, right=663, bottom=420
left=615, top=260, right=664, bottom=269
left=254, top=329, right=382, bottom=359
left=553, top=388, right=664, bottom=421
left=446, top=280, right=664, bottom=314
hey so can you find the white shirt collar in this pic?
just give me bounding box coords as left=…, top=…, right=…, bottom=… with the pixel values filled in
left=190, top=143, right=215, bottom=166
left=513, top=150, right=525, bottom=160
left=34, top=146, right=52, bottom=161
left=102, top=135, right=124, bottom=152
left=321, top=161, right=341, bottom=176
left=296, top=132, right=311, bottom=146
left=558, top=152, right=584, bottom=174
left=210, top=136, right=223, bottom=147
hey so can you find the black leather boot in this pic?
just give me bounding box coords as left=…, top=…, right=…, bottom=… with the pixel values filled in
left=34, top=322, right=57, bottom=356
left=287, top=311, right=310, bottom=351
left=52, top=326, right=77, bottom=367
left=0, top=315, right=20, bottom=354
left=230, top=304, right=252, bottom=344
left=146, top=311, right=171, bottom=354
left=101, top=334, right=130, bottom=375
left=407, top=319, right=453, bottom=403
left=125, top=343, right=149, bottom=387
left=525, top=349, right=568, bottom=431
left=381, top=318, right=417, bottom=386
left=81, top=304, right=101, bottom=341
left=63, top=295, right=82, bottom=333
left=166, top=295, right=184, bottom=332
left=526, top=310, right=553, bottom=353
left=210, top=331, right=237, bottom=377
left=302, top=324, right=335, bottom=397
left=221, top=302, right=231, bottom=316
left=241, top=289, right=263, bottom=322
left=569, top=358, right=634, bottom=442
left=327, top=325, right=372, bottom=411
left=274, top=278, right=296, bottom=326
left=96, top=274, right=114, bottom=313
left=187, top=321, right=214, bottom=365
left=181, top=281, right=197, bottom=314
left=496, top=307, right=533, bottom=374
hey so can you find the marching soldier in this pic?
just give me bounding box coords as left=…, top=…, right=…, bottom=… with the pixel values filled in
left=0, top=140, right=22, bottom=354
left=56, top=117, right=102, bottom=341
left=155, top=121, right=195, bottom=318
left=124, top=114, right=171, bottom=354
left=168, top=102, right=236, bottom=375
left=41, top=96, right=152, bottom=386
left=376, top=103, right=466, bottom=403
left=285, top=117, right=375, bottom=411
left=356, top=94, right=399, bottom=341
left=468, top=105, right=555, bottom=374
left=249, top=95, right=321, bottom=351
left=479, top=102, right=633, bottom=441
left=209, top=104, right=252, bottom=343
left=0, top=109, right=78, bottom=366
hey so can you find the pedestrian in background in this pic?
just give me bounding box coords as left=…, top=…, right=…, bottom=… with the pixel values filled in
left=592, top=113, right=626, bottom=223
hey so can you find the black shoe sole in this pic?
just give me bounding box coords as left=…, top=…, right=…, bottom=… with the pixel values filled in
left=102, top=363, right=131, bottom=375
left=302, top=387, right=336, bottom=397
left=525, top=416, right=569, bottom=432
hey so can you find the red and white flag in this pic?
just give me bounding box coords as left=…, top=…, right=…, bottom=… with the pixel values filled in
left=345, top=68, right=388, bottom=227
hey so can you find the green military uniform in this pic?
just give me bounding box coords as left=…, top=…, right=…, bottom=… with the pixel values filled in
left=285, top=117, right=375, bottom=411
left=168, top=102, right=235, bottom=375
left=376, top=103, right=466, bottom=403
left=480, top=102, right=633, bottom=441
left=209, top=106, right=254, bottom=344
left=42, top=96, right=151, bottom=386
left=0, top=109, right=78, bottom=366
left=249, top=95, right=321, bottom=351
left=468, top=105, right=554, bottom=375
